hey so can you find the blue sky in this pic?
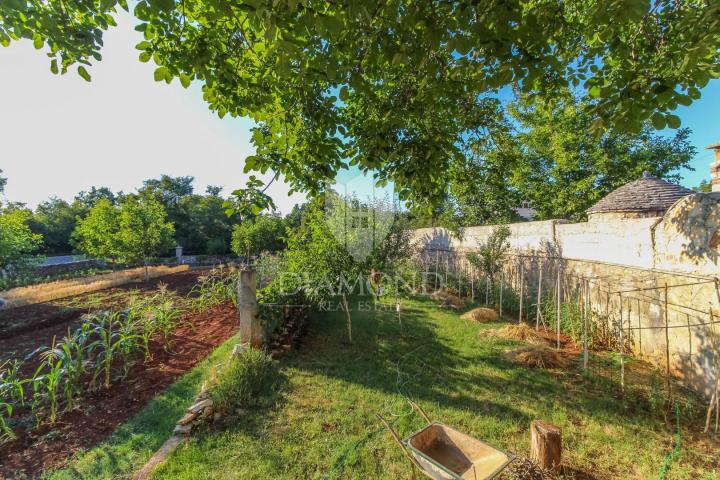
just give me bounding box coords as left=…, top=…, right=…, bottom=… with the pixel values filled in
left=0, top=12, right=716, bottom=213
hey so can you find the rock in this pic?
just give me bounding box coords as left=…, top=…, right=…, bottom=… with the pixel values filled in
left=213, top=412, right=222, bottom=422
left=173, top=423, right=192, bottom=435
left=460, top=307, right=498, bottom=322
left=187, top=398, right=213, bottom=414
left=177, top=411, right=199, bottom=425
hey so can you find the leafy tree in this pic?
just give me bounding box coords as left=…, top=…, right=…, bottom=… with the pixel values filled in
left=74, top=186, right=117, bottom=213
left=0, top=207, right=42, bottom=276
left=467, top=225, right=511, bottom=282
left=223, top=176, right=276, bottom=221
left=71, top=199, right=120, bottom=262
left=693, top=180, right=712, bottom=193
left=7, top=1, right=718, bottom=207
left=284, top=200, right=358, bottom=341
left=508, top=93, right=697, bottom=221
left=178, top=193, right=236, bottom=254
left=29, top=197, right=79, bottom=254
left=0, top=170, right=6, bottom=196
left=231, top=215, right=285, bottom=261
left=72, top=196, right=174, bottom=279
left=114, top=196, right=175, bottom=279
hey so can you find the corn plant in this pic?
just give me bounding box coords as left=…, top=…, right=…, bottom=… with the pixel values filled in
left=190, top=267, right=238, bottom=311
left=0, top=401, right=14, bottom=445
left=115, top=312, right=142, bottom=380
left=148, top=300, right=180, bottom=350
left=88, top=311, right=123, bottom=390
left=37, top=328, right=91, bottom=412
left=0, top=360, right=28, bottom=408
left=31, top=350, right=65, bottom=424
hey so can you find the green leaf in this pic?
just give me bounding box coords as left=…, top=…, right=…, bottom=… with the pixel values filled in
left=666, top=114, right=681, bottom=129
left=588, top=86, right=601, bottom=98
left=139, top=51, right=151, bottom=62
left=77, top=66, right=91, bottom=82
left=650, top=112, right=666, bottom=130
left=33, top=37, right=43, bottom=49
left=339, top=86, right=349, bottom=102
left=179, top=73, right=192, bottom=88
left=154, top=66, right=169, bottom=82
left=50, top=59, right=58, bottom=74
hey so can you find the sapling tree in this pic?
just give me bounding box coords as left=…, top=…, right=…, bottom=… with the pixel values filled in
left=115, top=196, right=175, bottom=280
left=72, top=196, right=175, bottom=280
left=284, top=201, right=358, bottom=342
left=467, top=225, right=511, bottom=283
left=231, top=215, right=285, bottom=262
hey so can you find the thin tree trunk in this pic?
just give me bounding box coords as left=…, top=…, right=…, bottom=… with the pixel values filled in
left=342, top=293, right=352, bottom=343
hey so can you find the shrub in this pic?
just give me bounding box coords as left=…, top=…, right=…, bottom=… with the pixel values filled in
left=210, top=348, right=276, bottom=414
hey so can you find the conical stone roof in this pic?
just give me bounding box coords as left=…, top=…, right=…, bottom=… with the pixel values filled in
left=586, top=172, right=692, bottom=215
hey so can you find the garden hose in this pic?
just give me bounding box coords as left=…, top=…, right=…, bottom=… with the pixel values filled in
left=656, top=403, right=681, bottom=480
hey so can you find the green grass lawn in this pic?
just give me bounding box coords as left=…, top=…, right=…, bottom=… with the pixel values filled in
left=146, top=296, right=718, bottom=480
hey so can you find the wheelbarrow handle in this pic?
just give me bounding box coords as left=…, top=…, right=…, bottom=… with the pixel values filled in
left=375, top=413, right=422, bottom=478
left=408, top=400, right=433, bottom=425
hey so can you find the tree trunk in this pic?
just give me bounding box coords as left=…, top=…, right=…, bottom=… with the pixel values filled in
left=342, top=293, right=352, bottom=343
left=530, top=420, right=561, bottom=473
left=144, top=260, right=149, bottom=282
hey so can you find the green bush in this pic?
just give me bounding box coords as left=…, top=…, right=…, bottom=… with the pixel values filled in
left=210, top=348, right=276, bottom=414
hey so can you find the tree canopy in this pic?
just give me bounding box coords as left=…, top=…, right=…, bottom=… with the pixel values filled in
left=72, top=196, right=175, bottom=272
left=3, top=0, right=718, bottom=206
left=0, top=207, right=42, bottom=274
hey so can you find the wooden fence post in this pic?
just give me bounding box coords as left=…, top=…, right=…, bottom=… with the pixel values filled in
left=556, top=268, right=561, bottom=349
left=664, top=283, right=671, bottom=397
left=583, top=279, right=589, bottom=370
left=519, top=261, right=524, bottom=324
left=536, top=264, right=543, bottom=331
left=238, top=267, right=262, bottom=348
left=619, top=292, right=625, bottom=393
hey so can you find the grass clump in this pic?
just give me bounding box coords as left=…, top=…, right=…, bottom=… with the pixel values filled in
left=209, top=347, right=277, bottom=414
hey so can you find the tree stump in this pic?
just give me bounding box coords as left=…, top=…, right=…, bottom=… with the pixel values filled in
left=530, top=420, right=561, bottom=472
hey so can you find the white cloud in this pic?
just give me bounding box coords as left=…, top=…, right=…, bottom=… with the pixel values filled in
left=0, top=12, right=305, bottom=213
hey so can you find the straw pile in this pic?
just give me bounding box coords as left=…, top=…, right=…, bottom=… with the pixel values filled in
left=460, top=307, right=498, bottom=323
left=506, top=346, right=567, bottom=369
left=430, top=287, right=458, bottom=301
left=479, top=324, right=548, bottom=345
left=439, top=294, right=465, bottom=310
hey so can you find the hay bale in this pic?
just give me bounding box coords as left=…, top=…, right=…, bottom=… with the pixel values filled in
left=460, top=307, right=498, bottom=323
left=506, top=346, right=567, bottom=369
left=479, top=324, right=548, bottom=345
left=440, top=294, right=465, bottom=310
left=430, top=287, right=458, bottom=301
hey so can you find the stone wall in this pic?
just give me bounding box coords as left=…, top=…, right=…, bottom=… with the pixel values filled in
left=410, top=192, right=720, bottom=395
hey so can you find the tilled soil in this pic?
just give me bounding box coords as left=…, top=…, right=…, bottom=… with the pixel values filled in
left=0, top=301, right=238, bottom=479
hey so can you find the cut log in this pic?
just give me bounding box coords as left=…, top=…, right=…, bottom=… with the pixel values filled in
left=530, top=420, right=561, bottom=472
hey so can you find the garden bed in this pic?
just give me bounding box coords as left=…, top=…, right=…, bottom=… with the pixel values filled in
left=0, top=269, right=205, bottom=360
left=0, top=301, right=238, bottom=478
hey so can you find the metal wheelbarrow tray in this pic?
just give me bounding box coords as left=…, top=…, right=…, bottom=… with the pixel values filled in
left=377, top=402, right=514, bottom=480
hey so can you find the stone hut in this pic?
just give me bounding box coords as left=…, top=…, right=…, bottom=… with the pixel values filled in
left=586, top=171, right=693, bottom=221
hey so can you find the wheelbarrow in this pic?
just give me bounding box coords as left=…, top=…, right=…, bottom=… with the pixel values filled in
left=377, top=401, right=514, bottom=480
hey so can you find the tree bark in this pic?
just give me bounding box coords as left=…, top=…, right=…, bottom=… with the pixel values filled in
left=530, top=420, right=561, bottom=472
left=342, top=293, right=352, bottom=343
